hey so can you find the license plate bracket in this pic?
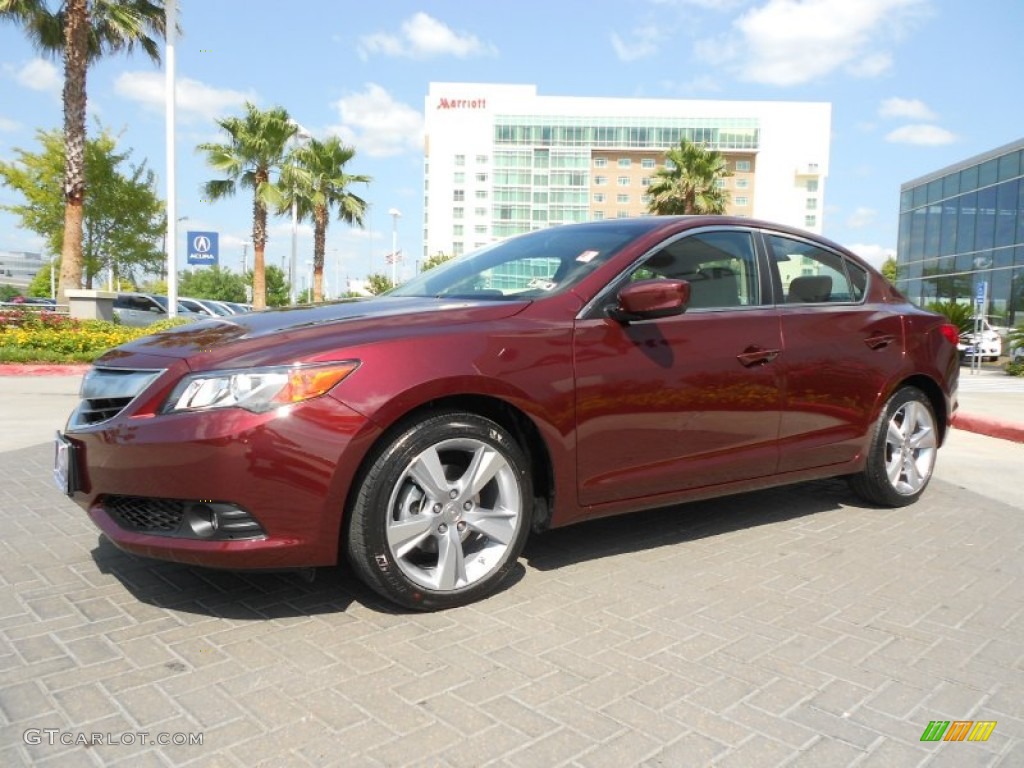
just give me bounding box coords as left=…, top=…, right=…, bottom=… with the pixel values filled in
left=53, top=431, right=79, bottom=496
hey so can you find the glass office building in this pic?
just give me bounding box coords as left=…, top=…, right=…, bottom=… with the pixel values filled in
left=897, top=138, right=1024, bottom=325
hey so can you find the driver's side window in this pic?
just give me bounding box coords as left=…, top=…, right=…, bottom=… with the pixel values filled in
left=628, top=230, right=761, bottom=309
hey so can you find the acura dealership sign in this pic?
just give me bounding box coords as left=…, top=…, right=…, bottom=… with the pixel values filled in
left=186, top=231, right=219, bottom=266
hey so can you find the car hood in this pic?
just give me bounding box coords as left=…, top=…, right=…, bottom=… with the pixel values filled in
left=96, top=297, right=531, bottom=371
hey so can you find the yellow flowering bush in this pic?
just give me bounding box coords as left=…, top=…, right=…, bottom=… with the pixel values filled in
left=0, top=309, right=192, bottom=363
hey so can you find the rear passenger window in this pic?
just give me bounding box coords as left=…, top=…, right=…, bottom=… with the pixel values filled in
left=629, top=230, right=762, bottom=309
left=767, top=235, right=862, bottom=304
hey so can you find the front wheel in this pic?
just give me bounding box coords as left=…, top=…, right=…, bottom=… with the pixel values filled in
left=346, top=411, right=532, bottom=611
left=848, top=386, right=938, bottom=507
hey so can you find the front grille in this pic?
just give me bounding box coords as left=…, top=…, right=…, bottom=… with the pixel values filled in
left=106, top=496, right=184, bottom=532
left=70, top=367, right=164, bottom=427
left=102, top=495, right=266, bottom=540
left=76, top=396, right=135, bottom=425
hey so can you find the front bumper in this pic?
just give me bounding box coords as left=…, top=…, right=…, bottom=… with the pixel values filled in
left=65, top=393, right=379, bottom=569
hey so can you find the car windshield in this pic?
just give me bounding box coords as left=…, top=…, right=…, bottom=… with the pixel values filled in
left=389, top=222, right=651, bottom=300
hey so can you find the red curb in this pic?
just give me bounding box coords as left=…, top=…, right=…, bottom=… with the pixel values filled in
left=952, top=413, right=1024, bottom=444
left=0, top=364, right=91, bottom=376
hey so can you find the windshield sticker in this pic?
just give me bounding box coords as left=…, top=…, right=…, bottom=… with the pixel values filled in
left=527, top=278, right=557, bottom=291
left=576, top=250, right=599, bottom=263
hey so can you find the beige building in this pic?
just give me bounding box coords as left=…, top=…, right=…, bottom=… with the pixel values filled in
left=423, top=83, right=830, bottom=260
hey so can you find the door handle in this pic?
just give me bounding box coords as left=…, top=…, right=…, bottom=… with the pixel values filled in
left=864, top=333, right=896, bottom=350
left=736, top=346, right=781, bottom=367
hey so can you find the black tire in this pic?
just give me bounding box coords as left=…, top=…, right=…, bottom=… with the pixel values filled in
left=347, top=410, right=532, bottom=611
left=848, top=386, right=938, bottom=507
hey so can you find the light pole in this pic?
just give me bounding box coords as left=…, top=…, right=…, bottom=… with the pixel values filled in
left=288, top=120, right=312, bottom=305
left=388, top=208, right=401, bottom=287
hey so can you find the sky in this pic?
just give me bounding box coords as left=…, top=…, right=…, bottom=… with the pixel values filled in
left=1, top=0, right=1023, bottom=288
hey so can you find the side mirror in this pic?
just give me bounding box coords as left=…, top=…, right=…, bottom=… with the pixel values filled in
left=609, top=279, right=690, bottom=323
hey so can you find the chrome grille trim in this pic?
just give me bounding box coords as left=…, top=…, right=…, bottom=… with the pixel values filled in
left=70, top=366, right=165, bottom=427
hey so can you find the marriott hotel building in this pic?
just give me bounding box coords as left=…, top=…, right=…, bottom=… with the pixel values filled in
left=422, top=83, right=831, bottom=260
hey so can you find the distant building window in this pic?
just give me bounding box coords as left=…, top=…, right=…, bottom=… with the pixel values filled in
left=617, top=194, right=630, bottom=204
left=736, top=178, right=749, bottom=189
left=715, top=179, right=728, bottom=189
left=736, top=160, right=751, bottom=172
left=641, top=177, right=652, bottom=187
left=454, top=155, right=465, bottom=166
left=474, top=207, right=487, bottom=217
left=806, top=198, right=817, bottom=210
left=476, top=173, right=488, bottom=183
left=735, top=196, right=749, bottom=206
left=474, top=224, right=488, bottom=234
left=617, top=210, right=630, bottom=218
left=806, top=179, right=818, bottom=192
left=593, top=210, right=604, bottom=220
left=476, top=154, right=488, bottom=164
left=641, top=158, right=656, bottom=169
left=593, top=193, right=606, bottom=203
left=453, top=190, right=465, bottom=201
left=453, top=225, right=464, bottom=236
left=453, top=242, right=464, bottom=255
left=805, top=215, right=817, bottom=227
left=618, top=158, right=631, bottom=168
left=594, top=157, right=608, bottom=168
left=475, top=190, right=488, bottom=199
left=453, top=207, right=464, bottom=219
left=454, top=172, right=465, bottom=184
left=595, top=175, right=608, bottom=186
left=617, top=176, right=630, bottom=186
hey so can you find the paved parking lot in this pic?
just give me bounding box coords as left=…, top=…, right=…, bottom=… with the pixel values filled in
left=1, top=375, right=1022, bottom=766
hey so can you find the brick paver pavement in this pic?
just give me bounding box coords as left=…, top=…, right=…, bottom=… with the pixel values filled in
left=1, top=441, right=1021, bottom=766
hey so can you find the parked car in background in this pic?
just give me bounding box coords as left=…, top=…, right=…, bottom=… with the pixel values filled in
left=56, top=217, right=960, bottom=611
left=218, top=300, right=253, bottom=314
left=958, top=317, right=1002, bottom=362
left=179, top=297, right=234, bottom=318
left=112, top=293, right=202, bottom=327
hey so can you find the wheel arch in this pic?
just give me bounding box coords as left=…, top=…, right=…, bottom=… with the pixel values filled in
left=895, top=374, right=950, bottom=444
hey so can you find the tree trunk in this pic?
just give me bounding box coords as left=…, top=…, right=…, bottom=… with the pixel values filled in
left=58, top=0, right=89, bottom=305
left=313, top=205, right=327, bottom=302
left=251, top=193, right=267, bottom=309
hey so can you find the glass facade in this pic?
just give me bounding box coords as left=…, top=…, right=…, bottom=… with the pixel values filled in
left=897, top=138, right=1024, bottom=326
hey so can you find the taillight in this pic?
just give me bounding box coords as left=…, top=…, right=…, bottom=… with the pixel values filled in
left=939, top=324, right=960, bottom=345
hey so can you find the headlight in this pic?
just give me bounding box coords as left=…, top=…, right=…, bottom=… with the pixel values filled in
left=164, top=361, right=359, bottom=414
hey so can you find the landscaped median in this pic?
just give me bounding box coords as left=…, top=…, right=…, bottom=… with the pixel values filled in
left=0, top=308, right=191, bottom=365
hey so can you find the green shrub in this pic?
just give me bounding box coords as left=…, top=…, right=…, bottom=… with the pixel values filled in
left=0, top=309, right=194, bottom=363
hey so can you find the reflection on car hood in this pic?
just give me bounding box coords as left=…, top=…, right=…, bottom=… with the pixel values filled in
left=95, top=296, right=530, bottom=370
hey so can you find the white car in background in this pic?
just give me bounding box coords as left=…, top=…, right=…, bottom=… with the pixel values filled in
left=958, top=317, right=1002, bottom=362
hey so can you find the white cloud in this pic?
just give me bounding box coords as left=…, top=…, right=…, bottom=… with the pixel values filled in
left=611, top=25, right=665, bottom=61
left=11, top=58, right=61, bottom=95
left=328, top=84, right=423, bottom=158
left=358, top=13, right=496, bottom=59
left=0, top=116, right=22, bottom=132
left=848, top=243, right=892, bottom=269
left=885, top=124, right=956, bottom=146
left=879, top=97, right=937, bottom=121
left=114, top=71, right=255, bottom=122
left=698, top=0, right=928, bottom=86
left=846, top=207, right=877, bottom=229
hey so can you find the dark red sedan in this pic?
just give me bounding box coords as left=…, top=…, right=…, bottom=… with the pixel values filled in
left=55, top=217, right=959, bottom=610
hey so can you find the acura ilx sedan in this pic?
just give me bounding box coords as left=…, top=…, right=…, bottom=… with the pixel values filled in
left=55, top=217, right=960, bottom=610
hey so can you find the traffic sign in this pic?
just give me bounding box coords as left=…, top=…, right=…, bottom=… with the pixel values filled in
left=187, top=231, right=219, bottom=266
left=975, top=281, right=987, bottom=302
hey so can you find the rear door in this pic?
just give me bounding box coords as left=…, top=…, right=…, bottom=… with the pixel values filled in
left=764, top=231, right=904, bottom=472
left=574, top=227, right=784, bottom=506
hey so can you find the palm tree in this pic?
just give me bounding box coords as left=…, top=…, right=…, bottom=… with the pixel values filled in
left=646, top=138, right=733, bottom=215
left=198, top=103, right=296, bottom=309
left=279, top=136, right=370, bottom=302
left=0, top=0, right=165, bottom=304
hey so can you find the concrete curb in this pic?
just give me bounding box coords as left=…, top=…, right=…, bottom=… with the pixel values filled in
left=0, top=364, right=91, bottom=376
left=952, top=413, right=1024, bottom=444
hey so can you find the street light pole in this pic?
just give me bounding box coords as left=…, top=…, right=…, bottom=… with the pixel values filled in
left=388, top=208, right=401, bottom=287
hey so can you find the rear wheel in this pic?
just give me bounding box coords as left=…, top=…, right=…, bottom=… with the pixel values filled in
left=848, top=386, right=938, bottom=507
left=347, top=411, right=532, bottom=610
